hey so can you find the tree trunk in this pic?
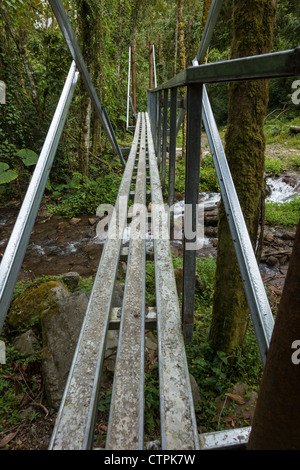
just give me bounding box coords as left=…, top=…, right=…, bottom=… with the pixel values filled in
left=91, top=7, right=104, bottom=157
left=247, top=221, right=300, bottom=450
left=2, top=9, right=42, bottom=121
left=177, top=0, right=186, bottom=159
left=209, top=0, right=277, bottom=354
left=76, top=0, right=95, bottom=176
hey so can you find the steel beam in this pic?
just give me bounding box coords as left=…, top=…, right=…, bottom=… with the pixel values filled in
left=0, top=62, right=79, bottom=333
left=202, top=85, right=274, bottom=364
left=176, top=0, right=224, bottom=134
left=182, top=84, right=203, bottom=343
left=48, top=0, right=125, bottom=167
left=152, top=48, right=300, bottom=91
left=195, top=0, right=225, bottom=65
left=168, top=87, right=178, bottom=238
left=161, top=89, right=168, bottom=194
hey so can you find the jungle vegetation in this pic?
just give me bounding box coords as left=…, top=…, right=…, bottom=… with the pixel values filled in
left=0, top=0, right=299, bottom=445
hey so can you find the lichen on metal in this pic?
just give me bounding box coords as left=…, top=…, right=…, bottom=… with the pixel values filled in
left=106, top=113, right=147, bottom=450
left=146, top=113, right=199, bottom=450
left=49, top=114, right=142, bottom=450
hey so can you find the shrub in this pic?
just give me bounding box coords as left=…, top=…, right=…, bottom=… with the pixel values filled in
left=265, top=196, right=300, bottom=227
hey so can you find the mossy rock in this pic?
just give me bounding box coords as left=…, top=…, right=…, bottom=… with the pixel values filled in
left=8, top=280, right=70, bottom=329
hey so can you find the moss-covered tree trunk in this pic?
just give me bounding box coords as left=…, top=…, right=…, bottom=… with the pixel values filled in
left=177, top=0, right=186, bottom=159
left=209, top=0, right=277, bottom=354
left=76, top=0, right=96, bottom=177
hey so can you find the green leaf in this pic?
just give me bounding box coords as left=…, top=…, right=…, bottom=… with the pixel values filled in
left=0, top=162, right=9, bottom=174
left=16, top=149, right=39, bottom=167
left=0, top=168, right=18, bottom=185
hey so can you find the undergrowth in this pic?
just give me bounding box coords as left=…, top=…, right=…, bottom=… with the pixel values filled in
left=46, top=156, right=123, bottom=218
left=265, top=195, right=300, bottom=227
left=143, top=254, right=263, bottom=436
left=0, top=273, right=94, bottom=435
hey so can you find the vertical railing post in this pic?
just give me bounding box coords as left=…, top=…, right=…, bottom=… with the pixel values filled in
left=182, top=83, right=203, bottom=343
left=131, top=43, right=136, bottom=126
left=127, top=46, right=131, bottom=130
left=151, top=92, right=157, bottom=146
left=147, top=90, right=154, bottom=138
left=147, top=90, right=151, bottom=120
left=161, top=89, right=169, bottom=195
left=149, top=41, right=154, bottom=90
left=168, top=87, right=177, bottom=239
left=154, top=92, right=159, bottom=158
left=156, top=90, right=162, bottom=170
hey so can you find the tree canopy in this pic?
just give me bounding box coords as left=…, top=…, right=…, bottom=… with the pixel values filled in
left=0, top=0, right=298, bottom=200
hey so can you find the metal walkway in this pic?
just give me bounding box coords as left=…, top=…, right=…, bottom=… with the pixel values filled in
left=48, top=112, right=199, bottom=450
left=0, top=0, right=299, bottom=451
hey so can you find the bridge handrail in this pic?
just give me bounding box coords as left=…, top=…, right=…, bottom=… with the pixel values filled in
left=147, top=4, right=299, bottom=363
left=0, top=61, right=79, bottom=332
left=0, top=0, right=127, bottom=334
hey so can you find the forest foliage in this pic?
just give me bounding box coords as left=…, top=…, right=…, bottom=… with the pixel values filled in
left=0, top=0, right=299, bottom=210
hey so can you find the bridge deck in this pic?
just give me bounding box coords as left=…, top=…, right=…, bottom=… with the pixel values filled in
left=49, top=112, right=199, bottom=450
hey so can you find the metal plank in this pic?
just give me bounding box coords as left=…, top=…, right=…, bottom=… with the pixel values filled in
left=49, top=114, right=142, bottom=450
left=199, top=427, right=251, bottom=450
left=146, top=112, right=199, bottom=450
left=106, top=113, right=146, bottom=450
left=0, top=61, right=79, bottom=333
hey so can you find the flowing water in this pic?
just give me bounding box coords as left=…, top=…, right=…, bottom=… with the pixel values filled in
left=0, top=173, right=298, bottom=283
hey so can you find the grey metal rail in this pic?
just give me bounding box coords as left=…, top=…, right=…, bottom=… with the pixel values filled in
left=154, top=47, right=300, bottom=91
left=0, top=61, right=79, bottom=332
left=105, top=114, right=146, bottom=450
left=202, top=85, right=274, bottom=364
left=49, top=114, right=142, bottom=450
left=148, top=18, right=299, bottom=362
left=195, top=0, right=224, bottom=65
left=146, top=113, right=199, bottom=450
left=48, top=0, right=125, bottom=167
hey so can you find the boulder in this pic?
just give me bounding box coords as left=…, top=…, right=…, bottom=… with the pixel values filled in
left=13, top=329, right=39, bottom=357
left=204, top=208, right=218, bottom=227
left=189, top=373, right=201, bottom=407
left=8, top=280, right=70, bottom=329
left=281, top=230, right=296, bottom=241
left=69, top=217, right=81, bottom=226
left=266, top=255, right=278, bottom=266
left=41, top=290, right=90, bottom=410
left=60, top=271, right=80, bottom=290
